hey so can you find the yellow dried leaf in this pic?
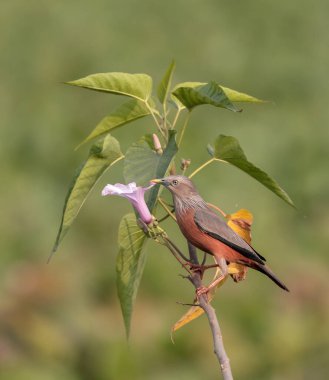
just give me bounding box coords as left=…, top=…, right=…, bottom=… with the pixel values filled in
left=228, top=262, right=248, bottom=282
left=226, top=209, right=253, bottom=282
left=227, top=264, right=241, bottom=275
left=172, top=275, right=228, bottom=334
left=226, top=208, right=253, bottom=244
left=172, top=305, right=204, bottom=333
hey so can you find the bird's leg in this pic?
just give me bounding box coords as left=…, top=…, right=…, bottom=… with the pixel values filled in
left=196, top=257, right=228, bottom=298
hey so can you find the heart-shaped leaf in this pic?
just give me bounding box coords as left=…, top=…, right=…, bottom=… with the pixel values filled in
left=67, top=72, right=153, bottom=102
left=211, top=135, right=294, bottom=207
left=51, top=134, right=123, bottom=255
left=116, top=213, right=147, bottom=338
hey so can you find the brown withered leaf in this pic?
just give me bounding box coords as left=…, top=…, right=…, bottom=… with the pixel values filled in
left=171, top=208, right=254, bottom=334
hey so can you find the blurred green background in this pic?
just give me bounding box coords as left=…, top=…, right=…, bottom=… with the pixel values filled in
left=1, top=1, right=328, bottom=379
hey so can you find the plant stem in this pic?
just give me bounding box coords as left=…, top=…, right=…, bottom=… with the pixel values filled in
left=161, top=237, right=192, bottom=274
left=163, top=103, right=174, bottom=131
left=146, top=102, right=167, bottom=141
left=190, top=272, right=234, bottom=380
left=185, top=243, right=233, bottom=379
left=172, top=107, right=182, bottom=129
left=188, top=158, right=215, bottom=179
left=187, top=241, right=199, bottom=266
left=163, top=236, right=190, bottom=263
left=160, top=238, right=233, bottom=378
left=158, top=197, right=177, bottom=222
left=177, top=111, right=191, bottom=147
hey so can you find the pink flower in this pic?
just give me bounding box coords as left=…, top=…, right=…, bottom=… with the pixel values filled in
left=102, top=182, right=154, bottom=224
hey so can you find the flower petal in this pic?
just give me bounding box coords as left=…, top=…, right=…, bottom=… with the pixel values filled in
left=101, top=182, right=154, bottom=224
left=102, top=182, right=138, bottom=196
left=102, top=184, right=119, bottom=196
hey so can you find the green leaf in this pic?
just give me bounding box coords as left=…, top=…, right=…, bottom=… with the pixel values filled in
left=172, top=82, right=239, bottom=112
left=51, top=135, right=124, bottom=255
left=221, top=86, right=265, bottom=103
left=211, top=135, right=294, bottom=207
left=116, top=213, right=147, bottom=338
left=76, top=99, right=151, bottom=148
left=157, top=60, right=176, bottom=105
left=67, top=72, right=153, bottom=102
left=124, top=130, right=178, bottom=211
left=172, top=81, right=264, bottom=107
left=171, top=82, right=202, bottom=109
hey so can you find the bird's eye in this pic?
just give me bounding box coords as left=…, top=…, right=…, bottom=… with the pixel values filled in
left=172, top=180, right=178, bottom=186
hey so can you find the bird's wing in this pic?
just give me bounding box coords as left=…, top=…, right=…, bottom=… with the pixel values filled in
left=194, top=208, right=266, bottom=264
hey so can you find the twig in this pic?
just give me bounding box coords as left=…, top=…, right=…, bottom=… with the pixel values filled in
left=187, top=241, right=199, bottom=266
left=155, top=228, right=233, bottom=378
left=163, top=236, right=190, bottom=262
left=161, top=238, right=192, bottom=275
left=201, top=251, right=207, bottom=266
left=187, top=243, right=233, bottom=380
left=190, top=271, right=234, bottom=380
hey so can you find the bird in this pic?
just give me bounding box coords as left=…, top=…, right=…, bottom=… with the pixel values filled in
left=151, top=175, right=289, bottom=293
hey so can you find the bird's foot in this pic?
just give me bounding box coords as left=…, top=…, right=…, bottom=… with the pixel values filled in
left=189, top=263, right=208, bottom=278
left=196, top=286, right=210, bottom=300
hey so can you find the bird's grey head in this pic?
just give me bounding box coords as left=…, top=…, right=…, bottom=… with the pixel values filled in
left=151, top=175, right=206, bottom=213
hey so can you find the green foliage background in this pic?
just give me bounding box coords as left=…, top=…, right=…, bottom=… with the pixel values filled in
left=1, top=1, right=328, bottom=379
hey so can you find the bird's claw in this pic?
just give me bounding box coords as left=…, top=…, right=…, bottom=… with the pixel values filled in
left=196, top=286, right=210, bottom=300
left=189, top=263, right=207, bottom=276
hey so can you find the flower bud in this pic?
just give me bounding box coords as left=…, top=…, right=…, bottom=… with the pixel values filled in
left=180, top=158, right=191, bottom=171
left=152, top=134, right=163, bottom=155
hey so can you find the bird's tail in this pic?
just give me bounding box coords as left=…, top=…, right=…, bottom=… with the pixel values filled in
left=250, top=262, right=289, bottom=292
